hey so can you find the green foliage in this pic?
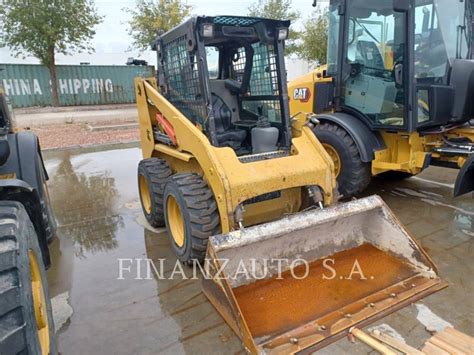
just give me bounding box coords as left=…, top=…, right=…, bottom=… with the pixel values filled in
left=296, top=9, right=329, bottom=65
left=0, top=0, right=103, bottom=67
left=247, top=0, right=300, bottom=54
left=248, top=0, right=299, bottom=21
left=124, top=0, right=192, bottom=51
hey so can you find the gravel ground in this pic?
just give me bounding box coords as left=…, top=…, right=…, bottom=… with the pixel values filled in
left=28, top=123, right=139, bottom=150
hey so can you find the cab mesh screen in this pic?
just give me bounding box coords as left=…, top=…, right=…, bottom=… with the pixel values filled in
left=213, top=16, right=260, bottom=26
left=232, top=43, right=282, bottom=122
left=161, top=35, right=208, bottom=126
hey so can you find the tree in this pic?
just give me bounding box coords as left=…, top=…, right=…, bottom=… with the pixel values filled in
left=124, top=0, right=192, bottom=51
left=0, top=0, right=103, bottom=107
left=296, top=9, right=329, bottom=65
left=248, top=0, right=300, bottom=54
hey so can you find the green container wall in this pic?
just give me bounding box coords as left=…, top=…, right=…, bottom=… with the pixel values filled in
left=0, top=64, right=154, bottom=108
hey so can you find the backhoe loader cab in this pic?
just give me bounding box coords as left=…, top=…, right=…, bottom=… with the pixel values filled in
left=290, top=0, right=474, bottom=197
left=155, top=16, right=292, bottom=155
left=135, top=15, right=445, bottom=353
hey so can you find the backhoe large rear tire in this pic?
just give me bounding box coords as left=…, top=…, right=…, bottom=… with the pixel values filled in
left=314, top=123, right=371, bottom=197
left=163, top=174, right=221, bottom=264
left=138, top=158, right=173, bottom=228
left=0, top=201, right=56, bottom=355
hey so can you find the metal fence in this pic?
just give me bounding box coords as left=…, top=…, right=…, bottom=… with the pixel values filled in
left=0, top=64, right=155, bottom=108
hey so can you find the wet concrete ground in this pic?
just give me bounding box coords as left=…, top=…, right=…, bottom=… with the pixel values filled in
left=43, top=145, right=473, bottom=354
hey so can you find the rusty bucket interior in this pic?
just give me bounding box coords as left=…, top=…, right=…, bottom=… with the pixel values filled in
left=202, top=195, right=447, bottom=354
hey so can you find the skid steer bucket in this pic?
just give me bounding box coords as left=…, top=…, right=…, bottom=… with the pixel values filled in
left=202, top=195, right=446, bottom=354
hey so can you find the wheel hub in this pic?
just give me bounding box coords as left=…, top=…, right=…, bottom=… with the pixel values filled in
left=139, top=175, right=152, bottom=214
left=167, top=195, right=185, bottom=248
left=322, top=143, right=342, bottom=178
left=29, top=250, right=50, bottom=355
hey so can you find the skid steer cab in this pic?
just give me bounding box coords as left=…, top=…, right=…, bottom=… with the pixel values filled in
left=289, top=0, right=474, bottom=198
left=135, top=15, right=445, bottom=353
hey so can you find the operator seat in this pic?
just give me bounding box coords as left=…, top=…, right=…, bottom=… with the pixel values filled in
left=356, top=41, right=385, bottom=69
left=210, top=93, right=247, bottom=150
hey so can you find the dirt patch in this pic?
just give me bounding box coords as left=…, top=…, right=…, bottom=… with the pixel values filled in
left=28, top=123, right=140, bottom=150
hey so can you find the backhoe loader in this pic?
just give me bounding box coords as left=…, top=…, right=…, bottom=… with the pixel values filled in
left=135, top=16, right=446, bottom=353
left=289, top=0, right=474, bottom=198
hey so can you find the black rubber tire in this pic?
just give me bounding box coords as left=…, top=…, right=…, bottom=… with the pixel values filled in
left=138, top=158, right=173, bottom=227
left=314, top=123, right=371, bottom=197
left=38, top=166, right=57, bottom=243
left=377, top=171, right=413, bottom=181
left=163, top=173, right=221, bottom=264
left=0, top=201, right=56, bottom=355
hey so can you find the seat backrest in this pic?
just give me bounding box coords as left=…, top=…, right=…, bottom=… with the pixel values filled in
left=357, top=40, right=385, bottom=69
left=209, top=80, right=240, bottom=132
left=211, top=94, right=232, bottom=132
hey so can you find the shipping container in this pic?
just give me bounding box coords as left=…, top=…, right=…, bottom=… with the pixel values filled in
left=0, top=64, right=154, bottom=108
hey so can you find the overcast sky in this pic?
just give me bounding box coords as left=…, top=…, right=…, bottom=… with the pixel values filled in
left=94, top=0, right=315, bottom=52
left=0, top=0, right=319, bottom=65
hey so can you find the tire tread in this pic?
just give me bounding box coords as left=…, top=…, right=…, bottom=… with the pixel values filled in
left=316, top=123, right=371, bottom=197
left=0, top=204, right=26, bottom=354
left=138, top=158, right=173, bottom=227
left=167, top=173, right=221, bottom=262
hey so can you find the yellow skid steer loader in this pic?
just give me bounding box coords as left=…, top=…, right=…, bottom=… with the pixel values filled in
left=135, top=16, right=446, bottom=353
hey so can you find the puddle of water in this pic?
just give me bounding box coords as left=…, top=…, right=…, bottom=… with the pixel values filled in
left=412, top=176, right=454, bottom=189
left=394, top=187, right=429, bottom=198
left=419, top=190, right=444, bottom=198
left=122, top=199, right=141, bottom=210
left=421, top=198, right=474, bottom=217
left=42, top=146, right=473, bottom=354
left=45, top=146, right=240, bottom=354
left=461, top=229, right=474, bottom=237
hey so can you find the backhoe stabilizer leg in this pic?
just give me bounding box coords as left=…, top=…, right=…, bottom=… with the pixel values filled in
left=454, top=155, right=474, bottom=197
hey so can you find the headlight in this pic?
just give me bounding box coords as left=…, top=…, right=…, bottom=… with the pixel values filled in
left=277, top=28, right=288, bottom=41
left=202, top=24, right=214, bottom=38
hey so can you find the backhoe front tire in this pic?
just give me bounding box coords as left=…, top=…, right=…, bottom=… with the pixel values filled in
left=314, top=123, right=371, bottom=197
left=163, top=174, right=221, bottom=264
left=0, top=201, right=56, bottom=355
left=138, top=158, right=172, bottom=228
